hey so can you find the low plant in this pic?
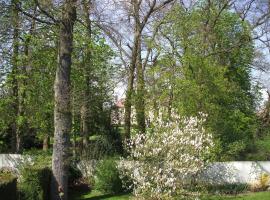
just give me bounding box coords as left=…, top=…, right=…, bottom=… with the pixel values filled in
left=0, top=169, right=17, bottom=200
left=249, top=173, right=270, bottom=192
left=95, top=157, right=123, bottom=194
left=19, top=166, right=51, bottom=200
left=206, top=183, right=248, bottom=195
left=23, top=148, right=52, bottom=167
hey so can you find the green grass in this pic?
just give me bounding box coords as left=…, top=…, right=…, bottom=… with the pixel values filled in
left=70, top=190, right=270, bottom=200
left=70, top=190, right=130, bottom=200
left=208, top=191, right=270, bottom=200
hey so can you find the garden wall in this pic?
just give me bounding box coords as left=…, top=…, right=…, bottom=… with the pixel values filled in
left=200, top=161, right=270, bottom=184
left=1, top=154, right=270, bottom=184
left=0, top=154, right=31, bottom=173
left=77, top=160, right=270, bottom=184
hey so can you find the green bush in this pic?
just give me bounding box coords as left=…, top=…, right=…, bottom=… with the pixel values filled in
left=95, top=158, right=123, bottom=194
left=23, top=149, right=52, bottom=167
left=19, top=166, right=51, bottom=200
left=206, top=183, right=248, bottom=195
left=0, top=170, right=17, bottom=200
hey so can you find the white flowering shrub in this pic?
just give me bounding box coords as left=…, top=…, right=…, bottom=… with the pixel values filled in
left=118, top=113, right=214, bottom=199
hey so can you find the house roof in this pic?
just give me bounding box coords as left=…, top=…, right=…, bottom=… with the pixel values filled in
left=116, top=98, right=125, bottom=108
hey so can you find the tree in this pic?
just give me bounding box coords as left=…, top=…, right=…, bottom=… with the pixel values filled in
left=10, top=0, right=20, bottom=153
left=79, top=0, right=92, bottom=148
left=51, top=1, right=77, bottom=200
left=92, top=0, right=174, bottom=138
left=71, top=21, right=116, bottom=157
left=147, top=1, right=257, bottom=160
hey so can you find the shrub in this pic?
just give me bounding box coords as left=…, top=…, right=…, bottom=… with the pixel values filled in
left=23, top=148, right=52, bottom=167
left=118, top=113, right=214, bottom=199
left=95, top=158, right=123, bottom=194
left=83, top=135, right=115, bottom=160
left=249, top=173, right=270, bottom=192
left=206, top=183, right=248, bottom=195
left=19, top=166, right=51, bottom=200
left=0, top=170, right=17, bottom=200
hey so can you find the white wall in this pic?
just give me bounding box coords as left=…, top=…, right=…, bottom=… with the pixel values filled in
left=200, top=161, right=270, bottom=184
left=0, top=154, right=31, bottom=174
left=1, top=154, right=270, bottom=184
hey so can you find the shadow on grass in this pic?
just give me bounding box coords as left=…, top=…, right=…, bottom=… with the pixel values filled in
left=82, top=193, right=129, bottom=200
left=69, top=187, right=129, bottom=200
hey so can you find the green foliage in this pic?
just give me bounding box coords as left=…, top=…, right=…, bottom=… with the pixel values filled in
left=147, top=3, right=258, bottom=160
left=70, top=23, right=118, bottom=158
left=19, top=166, right=51, bottom=200
left=245, top=124, right=270, bottom=161
left=94, top=158, right=123, bottom=194
left=19, top=150, right=52, bottom=200
left=0, top=96, right=14, bottom=152
left=23, top=149, right=52, bottom=167
left=0, top=170, right=17, bottom=200
left=206, top=183, right=248, bottom=195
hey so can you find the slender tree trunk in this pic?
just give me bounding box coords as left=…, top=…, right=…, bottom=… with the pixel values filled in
left=124, top=66, right=135, bottom=139
left=153, top=74, right=159, bottom=122
left=51, top=1, right=76, bottom=200
left=71, top=95, right=77, bottom=157
left=80, top=0, right=92, bottom=149
left=124, top=0, right=143, bottom=139
left=135, top=36, right=146, bottom=134
left=11, top=0, right=20, bottom=153
left=133, top=0, right=146, bottom=135
left=124, top=33, right=140, bottom=139
left=16, top=5, right=37, bottom=153
left=43, top=135, right=50, bottom=150
left=80, top=104, right=89, bottom=148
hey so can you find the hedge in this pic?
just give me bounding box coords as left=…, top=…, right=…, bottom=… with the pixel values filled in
left=19, top=166, right=51, bottom=200
left=0, top=171, right=17, bottom=200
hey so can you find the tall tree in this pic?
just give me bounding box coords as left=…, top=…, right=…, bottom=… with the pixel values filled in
left=149, top=1, right=256, bottom=160
left=51, top=0, right=77, bottom=200
left=80, top=0, right=92, bottom=148
left=124, top=0, right=175, bottom=138
left=10, top=0, right=21, bottom=153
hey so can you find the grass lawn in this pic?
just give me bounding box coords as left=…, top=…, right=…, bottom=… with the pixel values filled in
left=70, top=190, right=270, bottom=200
left=209, top=191, right=270, bottom=200
left=70, top=190, right=130, bottom=200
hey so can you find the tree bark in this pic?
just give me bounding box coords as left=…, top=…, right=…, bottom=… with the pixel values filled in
left=51, top=1, right=76, bottom=200
left=124, top=0, right=143, bottom=139
left=43, top=135, right=50, bottom=150
left=135, top=35, right=146, bottom=134
left=80, top=0, right=92, bottom=149
left=11, top=0, right=20, bottom=153
left=124, top=66, right=135, bottom=139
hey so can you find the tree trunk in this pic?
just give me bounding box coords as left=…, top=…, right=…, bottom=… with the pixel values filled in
left=51, top=1, right=76, bottom=200
left=80, top=104, right=89, bottom=148
left=124, top=1, right=142, bottom=139
left=124, top=66, right=135, bottom=139
left=11, top=0, right=20, bottom=153
left=15, top=4, right=37, bottom=153
left=80, top=0, right=92, bottom=149
left=135, top=36, right=146, bottom=134
left=43, top=135, right=50, bottom=151
left=71, top=95, right=77, bottom=157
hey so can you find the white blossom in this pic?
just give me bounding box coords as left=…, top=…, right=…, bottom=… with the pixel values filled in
left=118, top=112, right=214, bottom=199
